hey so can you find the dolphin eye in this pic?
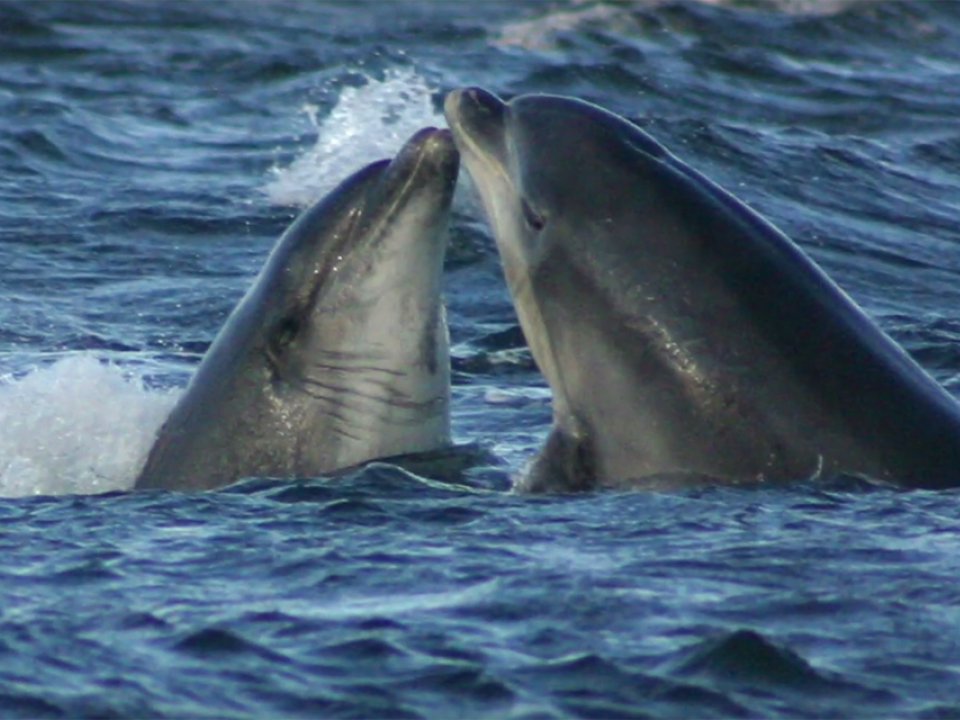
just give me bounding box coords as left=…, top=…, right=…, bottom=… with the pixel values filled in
left=265, top=314, right=302, bottom=379
left=521, top=198, right=546, bottom=232
left=273, top=315, right=300, bottom=352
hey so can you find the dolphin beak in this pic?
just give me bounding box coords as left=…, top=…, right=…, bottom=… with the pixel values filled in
left=444, top=87, right=509, bottom=164
left=380, top=126, right=459, bottom=192
left=445, top=87, right=506, bottom=125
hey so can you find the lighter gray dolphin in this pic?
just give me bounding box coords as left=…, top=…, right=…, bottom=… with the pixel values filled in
left=445, top=87, right=960, bottom=491
left=135, top=127, right=458, bottom=491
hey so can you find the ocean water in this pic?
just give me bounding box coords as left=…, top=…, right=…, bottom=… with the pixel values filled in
left=2, top=1, right=960, bottom=717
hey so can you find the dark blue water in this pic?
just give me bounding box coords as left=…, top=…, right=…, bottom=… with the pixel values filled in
left=2, top=1, right=960, bottom=717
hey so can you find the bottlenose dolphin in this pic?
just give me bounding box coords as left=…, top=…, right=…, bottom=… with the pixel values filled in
left=135, top=128, right=458, bottom=491
left=445, top=87, right=960, bottom=491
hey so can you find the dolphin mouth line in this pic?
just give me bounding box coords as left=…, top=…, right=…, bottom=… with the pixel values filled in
left=445, top=92, right=512, bottom=197
left=446, top=102, right=520, bottom=280
left=447, top=94, right=577, bottom=429
left=447, top=122, right=511, bottom=196
left=357, top=135, right=445, bottom=256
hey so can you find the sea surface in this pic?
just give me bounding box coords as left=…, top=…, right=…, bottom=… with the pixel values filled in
left=2, top=1, right=960, bottom=717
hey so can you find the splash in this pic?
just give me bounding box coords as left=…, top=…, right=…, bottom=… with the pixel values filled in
left=264, top=68, right=444, bottom=208
left=0, top=356, right=179, bottom=498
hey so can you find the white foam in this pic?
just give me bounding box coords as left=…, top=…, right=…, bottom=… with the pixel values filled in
left=264, top=68, right=444, bottom=208
left=0, top=356, right=179, bottom=498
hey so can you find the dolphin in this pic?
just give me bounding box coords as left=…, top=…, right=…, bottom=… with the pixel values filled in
left=444, top=87, right=960, bottom=491
left=135, top=127, right=458, bottom=491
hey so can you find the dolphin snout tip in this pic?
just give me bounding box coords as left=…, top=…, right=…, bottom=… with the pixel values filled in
left=403, top=126, right=455, bottom=154
left=444, top=87, right=506, bottom=131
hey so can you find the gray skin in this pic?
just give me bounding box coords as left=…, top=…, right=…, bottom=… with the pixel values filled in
left=135, top=127, right=458, bottom=491
left=445, top=87, right=960, bottom=491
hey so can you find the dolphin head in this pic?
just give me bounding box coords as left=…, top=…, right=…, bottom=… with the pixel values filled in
left=234, top=126, right=459, bottom=469
left=137, top=127, right=459, bottom=490
left=251, top=128, right=456, bottom=389
left=447, top=88, right=960, bottom=493
left=445, top=88, right=710, bottom=488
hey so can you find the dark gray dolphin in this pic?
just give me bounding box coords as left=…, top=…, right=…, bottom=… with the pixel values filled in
left=445, top=87, right=960, bottom=491
left=135, top=127, right=458, bottom=491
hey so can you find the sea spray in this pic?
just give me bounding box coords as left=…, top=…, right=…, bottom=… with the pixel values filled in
left=264, top=68, right=441, bottom=207
left=0, top=356, right=178, bottom=497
